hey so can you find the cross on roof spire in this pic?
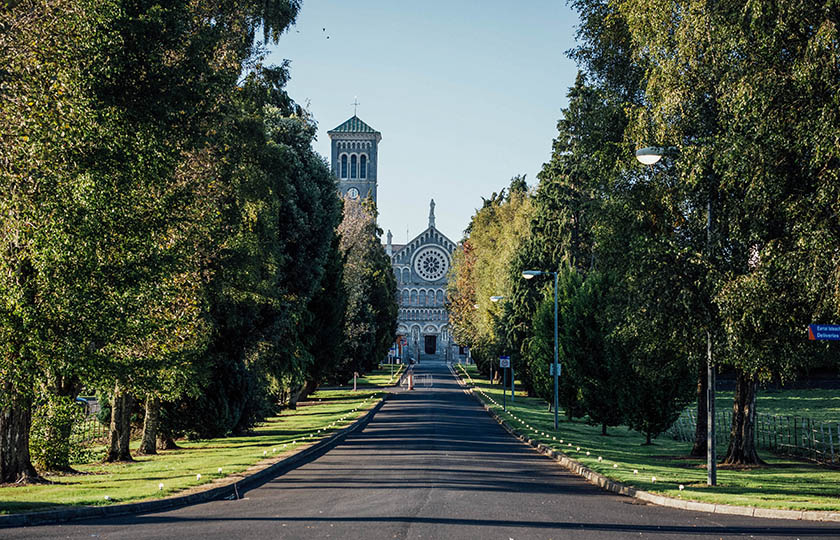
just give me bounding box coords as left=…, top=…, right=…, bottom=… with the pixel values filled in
left=352, top=97, right=360, bottom=116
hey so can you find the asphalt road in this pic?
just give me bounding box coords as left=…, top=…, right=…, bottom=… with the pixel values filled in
left=5, top=360, right=840, bottom=540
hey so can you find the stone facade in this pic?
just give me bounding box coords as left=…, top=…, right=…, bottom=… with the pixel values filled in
left=328, top=115, right=381, bottom=204
left=328, top=115, right=455, bottom=361
left=386, top=200, right=456, bottom=361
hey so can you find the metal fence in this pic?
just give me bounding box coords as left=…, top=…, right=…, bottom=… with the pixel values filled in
left=667, top=409, right=840, bottom=465
left=70, top=410, right=108, bottom=447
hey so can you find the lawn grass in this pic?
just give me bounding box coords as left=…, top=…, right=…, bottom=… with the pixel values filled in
left=456, top=364, right=840, bottom=511
left=353, top=363, right=404, bottom=387
left=0, top=390, right=383, bottom=515
left=715, top=388, right=840, bottom=423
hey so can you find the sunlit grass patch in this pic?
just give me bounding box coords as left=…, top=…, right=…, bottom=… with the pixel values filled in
left=0, top=390, right=382, bottom=515
left=457, top=364, right=840, bottom=511
left=353, top=363, right=404, bottom=387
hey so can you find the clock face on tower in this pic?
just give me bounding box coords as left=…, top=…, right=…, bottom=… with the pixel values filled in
left=347, top=187, right=360, bottom=199
left=413, top=247, right=449, bottom=281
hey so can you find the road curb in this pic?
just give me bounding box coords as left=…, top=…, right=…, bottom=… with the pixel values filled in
left=452, top=368, right=840, bottom=523
left=0, top=393, right=389, bottom=529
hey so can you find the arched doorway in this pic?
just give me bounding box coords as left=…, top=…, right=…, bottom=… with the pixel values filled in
left=422, top=325, right=438, bottom=356
left=424, top=335, right=436, bottom=354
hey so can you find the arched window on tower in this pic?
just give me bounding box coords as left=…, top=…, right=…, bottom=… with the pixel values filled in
left=351, top=155, right=357, bottom=178
left=360, top=155, right=367, bottom=179
left=410, top=290, right=417, bottom=305
left=419, top=290, right=426, bottom=306
left=402, top=290, right=409, bottom=305
left=341, top=155, right=348, bottom=178
left=436, top=290, right=444, bottom=305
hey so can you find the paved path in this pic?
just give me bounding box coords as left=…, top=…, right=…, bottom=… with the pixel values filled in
left=5, top=360, right=840, bottom=539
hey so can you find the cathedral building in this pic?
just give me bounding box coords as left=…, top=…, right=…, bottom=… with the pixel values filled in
left=386, top=201, right=456, bottom=361
left=329, top=115, right=456, bottom=361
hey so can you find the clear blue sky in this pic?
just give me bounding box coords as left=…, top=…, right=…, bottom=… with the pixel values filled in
left=266, top=1, right=580, bottom=243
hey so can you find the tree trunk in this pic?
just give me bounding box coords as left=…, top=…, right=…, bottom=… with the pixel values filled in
left=690, top=362, right=708, bottom=457
left=288, top=383, right=304, bottom=410
left=157, top=434, right=180, bottom=450
left=0, top=391, right=40, bottom=484
left=645, top=431, right=653, bottom=445
left=722, top=370, right=764, bottom=465
left=137, top=396, right=160, bottom=456
left=601, top=422, right=607, bottom=436
left=296, top=380, right=319, bottom=404
left=105, top=384, right=133, bottom=462
left=155, top=403, right=181, bottom=451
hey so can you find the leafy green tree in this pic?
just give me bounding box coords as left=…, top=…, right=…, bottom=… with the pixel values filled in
left=619, top=0, right=840, bottom=464
left=298, top=235, right=347, bottom=400
left=447, top=240, right=480, bottom=369
left=0, top=0, right=304, bottom=477
left=447, top=179, right=533, bottom=381
left=560, top=270, right=629, bottom=435
left=92, top=0, right=304, bottom=462
left=174, top=63, right=341, bottom=434
left=523, top=269, right=586, bottom=418
left=336, top=198, right=397, bottom=382
left=0, top=0, right=119, bottom=480
left=508, top=73, right=623, bottom=397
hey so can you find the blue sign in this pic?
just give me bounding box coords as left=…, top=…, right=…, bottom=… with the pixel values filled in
left=499, top=355, right=510, bottom=368
left=808, top=325, right=840, bottom=341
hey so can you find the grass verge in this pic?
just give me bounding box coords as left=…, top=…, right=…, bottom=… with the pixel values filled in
left=354, top=363, right=404, bottom=387
left=0, top=389, right=383, bottom=515
left=456, top=364, right=840, bottom=512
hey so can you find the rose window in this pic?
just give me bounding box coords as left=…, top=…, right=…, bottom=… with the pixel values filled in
left=414, top=247, right=449, bottom=281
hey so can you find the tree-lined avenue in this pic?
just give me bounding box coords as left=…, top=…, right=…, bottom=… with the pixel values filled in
left=4, top=360, right=840, bottom=539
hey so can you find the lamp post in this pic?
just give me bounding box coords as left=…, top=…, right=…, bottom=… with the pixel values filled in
left=634, top=146, right=716, bottom=486
left=490, top=296, right=513, bottom=402
left=522, top=270, right=559, bottom=430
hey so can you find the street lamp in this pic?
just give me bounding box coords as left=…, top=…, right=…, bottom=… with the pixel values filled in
left=634, top=145, right=717, bottom=486
left=634, top=146, right=668, bottom=165
left=489, top=296, right=514, bottom=402
left=522, top=270, right=560, bottom=430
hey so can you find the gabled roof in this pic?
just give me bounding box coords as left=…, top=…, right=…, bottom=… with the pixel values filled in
left=392, top=225, right=456, bottom=256
left=328, top=115, right=380, bottom=135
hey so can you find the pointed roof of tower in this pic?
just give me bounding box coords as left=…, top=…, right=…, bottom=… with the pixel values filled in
left=328, top=115, right=380, bottom=135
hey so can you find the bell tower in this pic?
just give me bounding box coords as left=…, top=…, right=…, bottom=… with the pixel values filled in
left=328, top=115, right=382, bottom=204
